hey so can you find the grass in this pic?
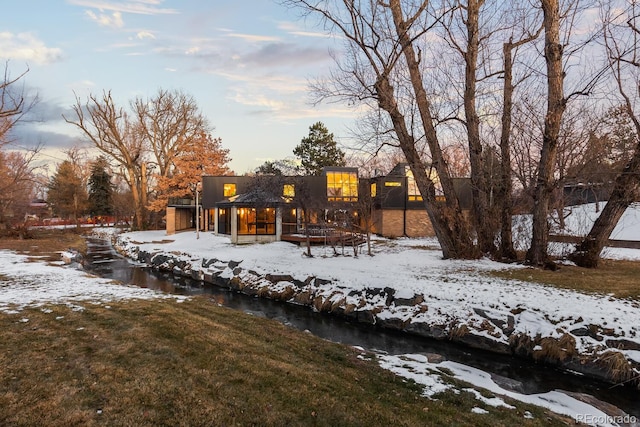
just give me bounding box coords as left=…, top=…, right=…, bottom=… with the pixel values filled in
left=491, top=258, right=640, bottom=300
left=0, top=229, right=603, bottom=425
left=0, top=297, right=572, bottom=426
left=0, top=228, right=87, bottom=263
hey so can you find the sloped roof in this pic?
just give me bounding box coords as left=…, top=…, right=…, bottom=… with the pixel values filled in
left=217, top=188, right=286, bottom=207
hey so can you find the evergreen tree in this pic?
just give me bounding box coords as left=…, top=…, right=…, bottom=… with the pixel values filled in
left=88, top=157, right=114, bottom=217
left=293, top=122, right=346, bottom=176
left=47, top=160, right=88, bottom=222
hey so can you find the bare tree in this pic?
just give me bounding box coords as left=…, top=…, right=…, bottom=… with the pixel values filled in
left=64, top=91, right=148, bottom=230
left=526, top=0, right=569, bottom=267
left=0, top=63, right=29, bottom=144
left=134, top=89, right=208, bottom=179
left=0, top=149, right=39, bottom=233
left=497, top=10, right=543, bottom=260
left=571, top=1, right=640, bottom=267
left=283, top=0, right=479, bottom=259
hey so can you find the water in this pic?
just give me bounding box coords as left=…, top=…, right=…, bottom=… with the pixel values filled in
left=84, top=237, right=640, bottom=416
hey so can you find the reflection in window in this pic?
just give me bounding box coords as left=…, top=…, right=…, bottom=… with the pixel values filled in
left=283, top=184, right=295, bottom=199
left=237, top=207, right=276, bottom=235
left=223, top=183, right=236, bottom=197
left=326, top=171, right=358, bottom=202
left=405, top=167, right=423, bottom=201
left=217, top=208, right=230, bottom=234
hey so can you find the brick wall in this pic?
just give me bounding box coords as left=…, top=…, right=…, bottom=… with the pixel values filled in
left=405, top=210, right=434, bottom=237
left=372, top=209, right=435, bottom=238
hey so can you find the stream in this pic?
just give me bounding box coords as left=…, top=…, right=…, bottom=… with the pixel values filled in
left=83, top=237, right=639, bottom=416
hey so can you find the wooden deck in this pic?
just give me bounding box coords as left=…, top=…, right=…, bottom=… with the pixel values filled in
left=281, top=232, right=366, bottom=246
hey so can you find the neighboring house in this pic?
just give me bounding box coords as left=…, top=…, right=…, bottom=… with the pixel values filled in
left=165, top=164, right=472, bottom=243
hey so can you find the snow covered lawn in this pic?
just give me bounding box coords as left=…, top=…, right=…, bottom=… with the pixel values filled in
left=0, top=250, right=187, bottom=314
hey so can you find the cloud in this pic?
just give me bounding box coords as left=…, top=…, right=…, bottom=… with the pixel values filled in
left=136, top=31, right=155, bottom=40
left=66, top=0, right=178, bottom=15
left=225, top=33, right=281, bottom=43
left=0, top=32, right=62, bottom=65
left=239, top=42, right=329, bottom=68
left=85, top=10, right=124, bottom=28
left=277, top=21, right=331, bottom=38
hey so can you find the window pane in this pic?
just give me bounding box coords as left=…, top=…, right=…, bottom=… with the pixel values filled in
left=283, top=184, right=295, bottom=198
left=224, top=183, right=236, bottom=197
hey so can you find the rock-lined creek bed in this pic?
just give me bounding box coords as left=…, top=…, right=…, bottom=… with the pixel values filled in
left=109, top=231, right=640, bottom=389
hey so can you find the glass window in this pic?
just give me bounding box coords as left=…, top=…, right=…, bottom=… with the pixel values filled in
left=405, top=167, right=423, bottom=201
left=223, top=183, right=236, bottom=197
left=370, top=183, right=377, bottom=198
left=283, top=184, right=295, bottom=199
left=326, top=171, right=358, bottom=202
left=384, top=181, right=401, bottom=187
left=237, top=207, right=275, bottom=235
left=217, top=208, right=230, bottom=234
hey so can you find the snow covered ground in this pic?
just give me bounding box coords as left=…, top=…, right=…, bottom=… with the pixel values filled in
left=0, top=251, right=187, bottom=314
left=1, top=203, right=639, bottom=426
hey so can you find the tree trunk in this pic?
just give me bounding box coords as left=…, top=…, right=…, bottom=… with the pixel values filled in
left=570, top=149, right=640, bottom=267
left=126, top=166, right=144, bottom=230
left=463, top=0, right=496, bottom=256
left=526, top=0, right=565, bottom=267
left=498, top=40, right=517, bottom=261
left=388, top=0, right=478, bottom=259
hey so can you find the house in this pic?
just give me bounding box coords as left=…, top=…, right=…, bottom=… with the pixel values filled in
left=165, top=165, right=471, bottom=243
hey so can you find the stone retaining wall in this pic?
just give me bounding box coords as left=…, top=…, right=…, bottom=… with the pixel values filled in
left=114, top=237, right=640, bottom=389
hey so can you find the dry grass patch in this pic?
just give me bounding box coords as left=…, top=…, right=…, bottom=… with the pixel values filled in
left=491, top=259, right=640, bottom=300
left=0, top=297, right=572, bottom=426
left=0, top=228, right=87, bottom=262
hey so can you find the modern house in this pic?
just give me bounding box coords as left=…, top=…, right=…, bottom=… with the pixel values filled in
left=165, top=164, right=472, bottom=244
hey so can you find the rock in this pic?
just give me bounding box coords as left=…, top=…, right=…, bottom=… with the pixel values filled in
left=490, top=373, right=525, bottom=394
left=265, top=274, right=295, bottom=284
left=395, top=293, right=424, bottom=306
left=202, top=258, right=219, bottom=268
left=355, top=309, right=376, bottom=325
left=314, top=278, right=332, bottom=287
left=558, top=391, right=638, bottom=427
left=424, top=353, right=445, bottom=364
left=404, top=322, right=448, bottom=340
left=376, top=315, right=408, bottom=331
left=228, top=260, right=242, bottom=268
left=606, top=339, right=640, bottom=351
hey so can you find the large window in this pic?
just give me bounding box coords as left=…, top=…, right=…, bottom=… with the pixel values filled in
left=237, top=207, right=276, bottom=235
left=326, top=171, right=358, bottom=202
left=405, top=167, right=423, bottom=202
left=223, top=183, right=236, bottom=197
left=283, top=184, right=295, bottom=199
left=217, top=208, right=230, bottom=234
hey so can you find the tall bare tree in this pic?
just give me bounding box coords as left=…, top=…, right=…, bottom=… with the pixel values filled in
left=0, top=63, right=29, bottom=145
left=284, top=0, right=479, bottom=258
left=134, top=89, right=208, bottom=180
left=526, top=0, right=567, bottom=266
left=64, top=91, right=148, bottom=229
left=571, top=1, right=640, bottom=267
left=497, top=10, right=543, bottom=260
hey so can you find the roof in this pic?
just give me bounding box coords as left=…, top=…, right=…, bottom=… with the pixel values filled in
left=216, top=188, right=287, bottom=207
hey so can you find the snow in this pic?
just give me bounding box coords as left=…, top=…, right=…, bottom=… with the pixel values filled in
left=1, top=203, right=639, bottom=425
left=515, top=202, right=640, bottom=260
left=379, top=353, right=625, bottom=426
left=0, top=250, right=186, bottom=314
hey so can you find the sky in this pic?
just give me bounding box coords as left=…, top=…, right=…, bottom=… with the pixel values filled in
left=1, top=0, right=356, bottom=174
